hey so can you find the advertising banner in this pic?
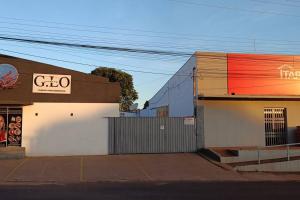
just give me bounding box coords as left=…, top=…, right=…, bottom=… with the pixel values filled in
left=7, top=113, right=22, bottom=146
left=228, top=54, right=300, bottom=95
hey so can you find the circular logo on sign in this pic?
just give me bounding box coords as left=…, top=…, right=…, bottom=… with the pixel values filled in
left=0, top=64, right=19, bottom=89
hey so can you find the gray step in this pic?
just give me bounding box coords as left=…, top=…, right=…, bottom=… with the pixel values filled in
left=234, top=157, right=300, bottom=172
left=204, top=147, right=300, bottom=164
left=0, top=147, right=25, bottom=159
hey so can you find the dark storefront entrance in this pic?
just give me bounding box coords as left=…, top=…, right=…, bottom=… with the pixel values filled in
left=0, top=107, right=22, bottom=147
left=264, top=107, right=287, bottom=146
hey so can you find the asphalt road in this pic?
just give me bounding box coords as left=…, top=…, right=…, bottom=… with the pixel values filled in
left=0, top=181, right=300, bottom=200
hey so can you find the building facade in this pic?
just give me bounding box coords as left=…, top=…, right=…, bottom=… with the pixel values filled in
left=141, top=51, right=300, bottom=148
left=0, top=54, right=120, bottom=156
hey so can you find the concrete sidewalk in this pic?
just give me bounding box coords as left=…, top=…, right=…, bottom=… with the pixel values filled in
left=0, top=153, right=300, bottom=184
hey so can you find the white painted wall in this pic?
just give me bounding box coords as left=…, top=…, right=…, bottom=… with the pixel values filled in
left=140, top=56, right=196, bottom=117
left=22, top=103, right=119, bottom=156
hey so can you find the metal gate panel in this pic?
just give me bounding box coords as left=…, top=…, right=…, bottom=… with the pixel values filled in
left=108, top=117, right=197, bottom=154
left=264, top=108, right=287, bottom=146
left=165, top=118, right=196, bottom=153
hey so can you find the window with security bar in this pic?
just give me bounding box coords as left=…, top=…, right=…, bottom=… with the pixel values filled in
left=264, top=108, right=287, bottom=146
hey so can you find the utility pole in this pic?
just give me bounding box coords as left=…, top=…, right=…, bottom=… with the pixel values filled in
left=193, top=66, right=199, bottom=117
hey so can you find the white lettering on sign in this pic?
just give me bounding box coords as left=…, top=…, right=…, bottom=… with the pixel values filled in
left=32, top=73, right=71, bottom=94
left=278, top=65, right=300, bottom=80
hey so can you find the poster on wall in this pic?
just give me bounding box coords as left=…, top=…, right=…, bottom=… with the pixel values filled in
left=227, top=54, right=300, bottom=95
left=7, top=113, right=22, bottom=146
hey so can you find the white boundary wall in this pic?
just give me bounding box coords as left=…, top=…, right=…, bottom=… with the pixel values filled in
left=22, top=103, right=119, bottom=156
left=140, top=56, right=196, bottom=117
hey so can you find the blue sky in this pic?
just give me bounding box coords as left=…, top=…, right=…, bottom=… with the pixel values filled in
left=0, top=0, right=300, bottom=107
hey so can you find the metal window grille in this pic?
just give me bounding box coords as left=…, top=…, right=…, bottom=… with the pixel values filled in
left=264, top=108, right=287, bottom=146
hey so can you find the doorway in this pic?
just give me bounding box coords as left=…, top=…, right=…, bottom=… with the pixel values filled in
left=0, top=107, right=23, bottom=147
left=264, top=108, right=287, bottom=146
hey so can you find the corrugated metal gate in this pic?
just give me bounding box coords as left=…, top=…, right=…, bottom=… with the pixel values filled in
left=108, top=117, right=197, bottom=154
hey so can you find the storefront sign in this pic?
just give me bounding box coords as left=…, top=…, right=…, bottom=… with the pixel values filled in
left=32, top=73, right=71, bottom=94
left=278, top=64, right=300, bottom=80
left=0, top=64, right=19, bottom=89
left=228, top=54, right=300, bottom=95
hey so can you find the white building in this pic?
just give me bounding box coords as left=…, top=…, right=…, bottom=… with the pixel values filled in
left=141, top=51, right=300, bottom=148
left=140, top=55, right=196, bottom=117
left=0, top=54, right=120, bottom=156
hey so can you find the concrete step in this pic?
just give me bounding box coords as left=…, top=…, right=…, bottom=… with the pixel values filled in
left=206, top=147, right=300, bottom=164
left=231, top=156, right=300, bottom=167
left=234, top=157, right=300, bottom=172
left=0, top=147, right=25, bottom=159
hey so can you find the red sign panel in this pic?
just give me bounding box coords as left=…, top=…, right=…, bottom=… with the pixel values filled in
left=228, top=53, right=300, bottom=95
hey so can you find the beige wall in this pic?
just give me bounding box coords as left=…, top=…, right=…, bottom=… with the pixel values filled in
left=22, top=103, right=119, bottom=156
left=195, top=52, right=228, bottom=96
left=201, top=100, right=300, bottom=147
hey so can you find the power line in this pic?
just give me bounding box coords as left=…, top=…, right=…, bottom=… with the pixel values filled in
left=1, top=35, right=300, bottom=78
left=3, top=40, right=297, bottom=80
left=0, top=41, right=179, bottom=73
left=0, top=35, right=193, bottom=57
left=201, top=79, right=300, bottom=90
left=0, top=16, right=275, bottom=43
left=169, top=0, right=300, bottom=18
left=1, top=17, right=300, bottom=45
left=1, top=39, right=300, bottom=78
left=149, top=74, right=193, bottom=105
left=2, top=47, right=300, bottom=102
left=1, top=34, right=300, bottom=62
left=1, top=24, right=300, bottom=56
left=0, top=48, right=189, bottom=76
left=249, top=0, right=300, bottom=8
left=0, top=20, right=251, bottom=45
left=0, top=38, right=185, bottom=67
left=3, top=26, right=300, bottom=52
left=0, top=26, right=259, bottom=49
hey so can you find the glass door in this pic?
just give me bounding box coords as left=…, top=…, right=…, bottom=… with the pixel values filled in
left=0, top=108, right=7, bottom=147
left=0, top=107, right=22, bottom=147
